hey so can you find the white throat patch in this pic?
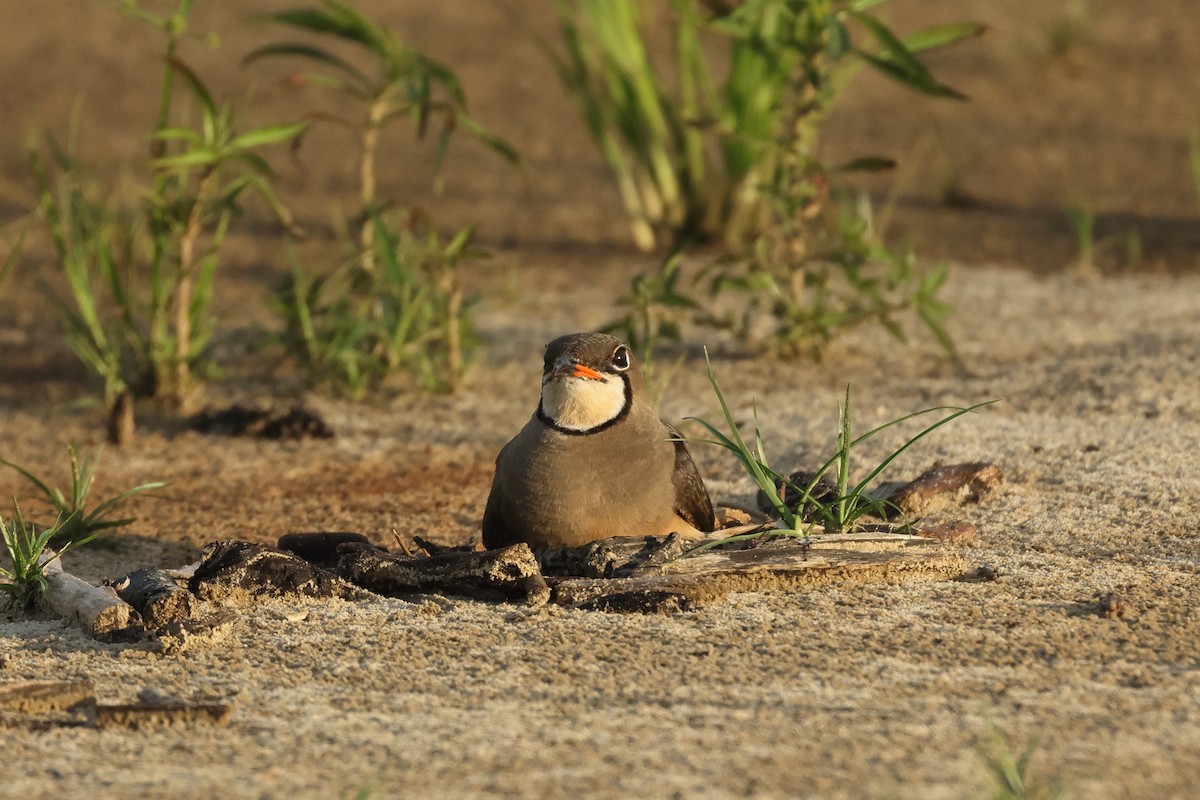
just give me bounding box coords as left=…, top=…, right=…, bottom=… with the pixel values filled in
left=540, top=373, right=628, bottom=432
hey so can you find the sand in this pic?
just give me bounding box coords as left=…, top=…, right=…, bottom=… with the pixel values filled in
left=2, top=0, right=1199, bottom=795
left=0, top=265, right=1198, bottom=799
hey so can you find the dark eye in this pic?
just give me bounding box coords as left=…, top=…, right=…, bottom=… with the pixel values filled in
left=611, top=346, right=631, bottom=372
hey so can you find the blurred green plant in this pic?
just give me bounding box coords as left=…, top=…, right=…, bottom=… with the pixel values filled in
left=1067, top=205, right=1096, bottom=275
left=703, top=191, right=956, bottom=357
left=0, top=444, right=166, bottom=545
left=603, top=251, right=697, bottom=367
left=554, top=0, right=981, bottom=251
left=0, top=227, right=22, bottom=288
left=273, top=210, right=482, bottom=395
left=686, top=349, right=991, bottom=551
left=563, top=0, right=978, bottom=362
left=244, top=0, right=518, bottom=268
left=30, top=0, right=305, bottom=438
left=983, top=727, right=1071, bottom=800
left=1045, top=0, right=1106, bottom=59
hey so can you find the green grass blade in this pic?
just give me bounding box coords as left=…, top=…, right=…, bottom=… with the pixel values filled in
left=903, top=22, right=988, bottom=54
left=166, top=57, right=217, bottom=121
left=241, top=42, right=372, bottom=91
left=849, top=401, right=997, bottom=497
left=227, top=121, right=309, bottom=152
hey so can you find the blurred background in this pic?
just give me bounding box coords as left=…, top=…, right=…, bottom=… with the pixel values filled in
left=1, top=0, right=1196, bottom=275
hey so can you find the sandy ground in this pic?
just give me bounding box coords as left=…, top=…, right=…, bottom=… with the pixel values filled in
left=1, top=266, right=1198, bottom=799
left=1, top=0, right=1200, bottom=798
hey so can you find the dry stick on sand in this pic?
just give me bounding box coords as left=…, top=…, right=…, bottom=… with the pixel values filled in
left=41, top=553, right=142, bottom=639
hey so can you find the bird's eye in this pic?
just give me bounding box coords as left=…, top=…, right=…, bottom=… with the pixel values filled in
left=611, top=346, right=631, bottom=372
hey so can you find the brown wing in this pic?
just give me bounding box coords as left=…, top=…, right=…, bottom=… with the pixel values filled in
left=666, top=423, right=716, bottom=532
left=481, top=443, right=518, bottom=550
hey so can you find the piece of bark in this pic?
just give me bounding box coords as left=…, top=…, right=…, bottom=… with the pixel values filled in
left=535, top=534, right=694, bottom=579
left=94, top=700, right=232, bottom=729
left=111, top=568, right=197, bottom=630
left=0, top=681, right=95, bottom=714
left=278, top=532, right=379, bottom=566
left=190, top=540, right=374, bottom=604
left=41, top=555, right=142, bottom=640
left=338, top=542, right=546, bottom=606
left=880, top=462, right=1004, bottom=517
left=551, top=540, right=965, bottom=609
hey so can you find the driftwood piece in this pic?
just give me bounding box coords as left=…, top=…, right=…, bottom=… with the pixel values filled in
left=0, top=681, right=95, bottom=714
left=190, top=540, right=374, bottom=604
left=41, top=555, right=142, bottom=640
left=880, top=461, right=1004, bottom=517
left=338, top=542, right=547, bottom=606
left=550, top=538, right=964, bottom=608
left=111, top=568, right=197, bottom=630
left=94, top=699, right=232, bottom=729
left=278, top=532, right=378, bottom=566
left=535, top=534, right=693, bottom=579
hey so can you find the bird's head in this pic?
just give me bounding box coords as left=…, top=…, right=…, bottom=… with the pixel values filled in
left=537, top=332, right=639, bottom=434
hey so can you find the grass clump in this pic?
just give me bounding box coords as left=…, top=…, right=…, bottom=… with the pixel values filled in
left=0, top=502, right=82, bottom=607
left=554, top=0, right=982, bottom=251
left=30, top=0, right=306, bottom=438
left=984, top=728, right=1072, bottom=800
left=274, top=212, right=482, bottom=395
left=562, top=1, right=978, bottom=362
left=248, top=0, right=514, bottom=393
left=0, top=445, right=166, bottom=545
left=687, top=348, right=992, bottom=550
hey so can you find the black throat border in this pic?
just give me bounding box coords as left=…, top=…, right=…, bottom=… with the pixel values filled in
left=536, top=373, right=632, bottom=436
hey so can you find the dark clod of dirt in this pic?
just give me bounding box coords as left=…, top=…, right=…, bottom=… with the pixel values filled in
left=111, top=568, right=197, bottom=630
left=1097, top=592, right=1131, bottom=619
left=188, top=404, right=334, bottom=440
left=157, top=610, right=237, bottom=654
left=278, top=532, right=379, bottom=566
left=957, top=564, right=1002, bottom=582
left=572, top=590, right=695, bottom=614
left=191, top=540, right=373, bottom=604
left=337, top=542, right=546, bottom=606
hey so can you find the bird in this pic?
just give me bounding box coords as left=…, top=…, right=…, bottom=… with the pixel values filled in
left=482, top=332, right=715, bottom=550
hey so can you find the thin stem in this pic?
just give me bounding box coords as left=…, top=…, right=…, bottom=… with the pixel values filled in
left=359, top=100, right=385, bottom=272
left=172, top=166, right=216, bottom=404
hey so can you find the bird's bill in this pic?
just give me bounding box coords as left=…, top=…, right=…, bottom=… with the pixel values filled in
left=570, top=363, right=604, bottom=381
left=545, top=357, right=605, bottom=383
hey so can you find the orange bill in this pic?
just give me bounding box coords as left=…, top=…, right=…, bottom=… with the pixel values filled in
left=571, top=363, right=604, bottom=381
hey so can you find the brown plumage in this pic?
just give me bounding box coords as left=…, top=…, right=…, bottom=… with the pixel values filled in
left=482, top=333, right=715, bottom=550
